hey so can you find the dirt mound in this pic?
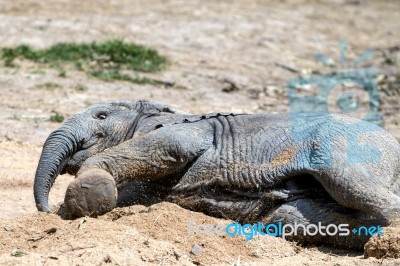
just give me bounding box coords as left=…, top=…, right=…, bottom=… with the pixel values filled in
left=0, top=202, right=399, bottom=265
left=0, top=0, right=400, bottom=265
left=365, top=227, right=400, bottom=259
left=0, top=203, right=297, bottom=265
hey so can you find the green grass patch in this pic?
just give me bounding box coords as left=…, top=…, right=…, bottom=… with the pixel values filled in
left=90, top=69, right=134, bottom=82
left=74, top=83, right=88, bottom=92
left=1, top=40, right=166, bottom=71
left=49, top=112, right=65, bottom=123
left=29, top=68, right=46, bottom=75
left=36, top=82, right=62, bottom=91
left=1, top=39, right=168, bottom=84
left=10, top=114, right=21, bottom=121
left=7, top=113, right=65, bottom=123
left=90, top=69, right=158, bottom=85
left=58, top=68, right=66, bottom=77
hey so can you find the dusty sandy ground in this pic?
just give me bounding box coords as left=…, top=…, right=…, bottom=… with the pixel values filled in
left=0, top=0, right=399, bottom=265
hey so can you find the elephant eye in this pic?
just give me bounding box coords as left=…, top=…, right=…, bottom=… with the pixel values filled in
left=94, top=112, right=108, bottom=120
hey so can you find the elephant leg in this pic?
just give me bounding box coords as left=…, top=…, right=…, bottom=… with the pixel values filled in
left=64, top=178, right=164, bottom=217
left=311, top=165, right=400, bottom=226
left=264, top=198, right=381, bottom=249
left=288, top=116, right=400, bottom=226
left=78, top=123, right=212, bottom=181
left=64, top=169, right=117, bottom=217
left=116, top=180, right=165, bottom=207
left=64, top=124, right=212, bottom=217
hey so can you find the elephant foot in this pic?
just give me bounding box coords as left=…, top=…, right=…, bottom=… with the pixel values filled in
left=64, top=169, right=117, bottom=218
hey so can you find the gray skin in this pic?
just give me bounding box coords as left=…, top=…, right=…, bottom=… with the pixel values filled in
left=34, top=100, right=400, bottom=249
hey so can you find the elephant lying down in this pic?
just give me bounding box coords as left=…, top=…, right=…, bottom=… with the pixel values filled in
left=34, top=100, right=400, bottom=249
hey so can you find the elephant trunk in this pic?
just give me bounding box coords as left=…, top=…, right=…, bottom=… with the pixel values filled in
left=34, top=127, right=81, bottom=212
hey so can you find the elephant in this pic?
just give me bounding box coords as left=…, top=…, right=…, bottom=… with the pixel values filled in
left=34, top=100, right=400, bottom=249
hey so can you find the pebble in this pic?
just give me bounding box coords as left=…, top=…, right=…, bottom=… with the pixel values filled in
left=191, top=244, right=202, bottom=255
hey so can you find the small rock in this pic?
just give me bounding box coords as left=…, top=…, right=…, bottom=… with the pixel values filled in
left=11, top=248, right=26, bottom=257
left=45, top=227, right=57, bottom=234
left=221, top=78, right=241, bottom=93
left=233, top=255, right=241, bottom=266
left=3, top=225, right=11, bottom=232
left=4, top=135, right=12, bottom=141
left=191, top=244, right=203, bottom=255
left=173, top=250, right=182, bottom=260
left=264, top=85, right=284, bottom=96
left=247, top=88, right=261, bottom=99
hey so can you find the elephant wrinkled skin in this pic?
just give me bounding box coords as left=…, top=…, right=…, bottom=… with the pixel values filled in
left=34, top=100, right=400, bottom=249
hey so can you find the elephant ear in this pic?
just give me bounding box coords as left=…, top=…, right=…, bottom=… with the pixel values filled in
left=160, top=106, right=191, bottom=115
left=138, top=100, right=192, bottom=115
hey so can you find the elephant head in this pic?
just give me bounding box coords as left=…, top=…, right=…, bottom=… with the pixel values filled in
left=34, top=100, right=187, bottom=212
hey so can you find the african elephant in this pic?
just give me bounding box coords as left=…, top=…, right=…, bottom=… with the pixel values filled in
left=34, top=100, right=400, bottom=249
